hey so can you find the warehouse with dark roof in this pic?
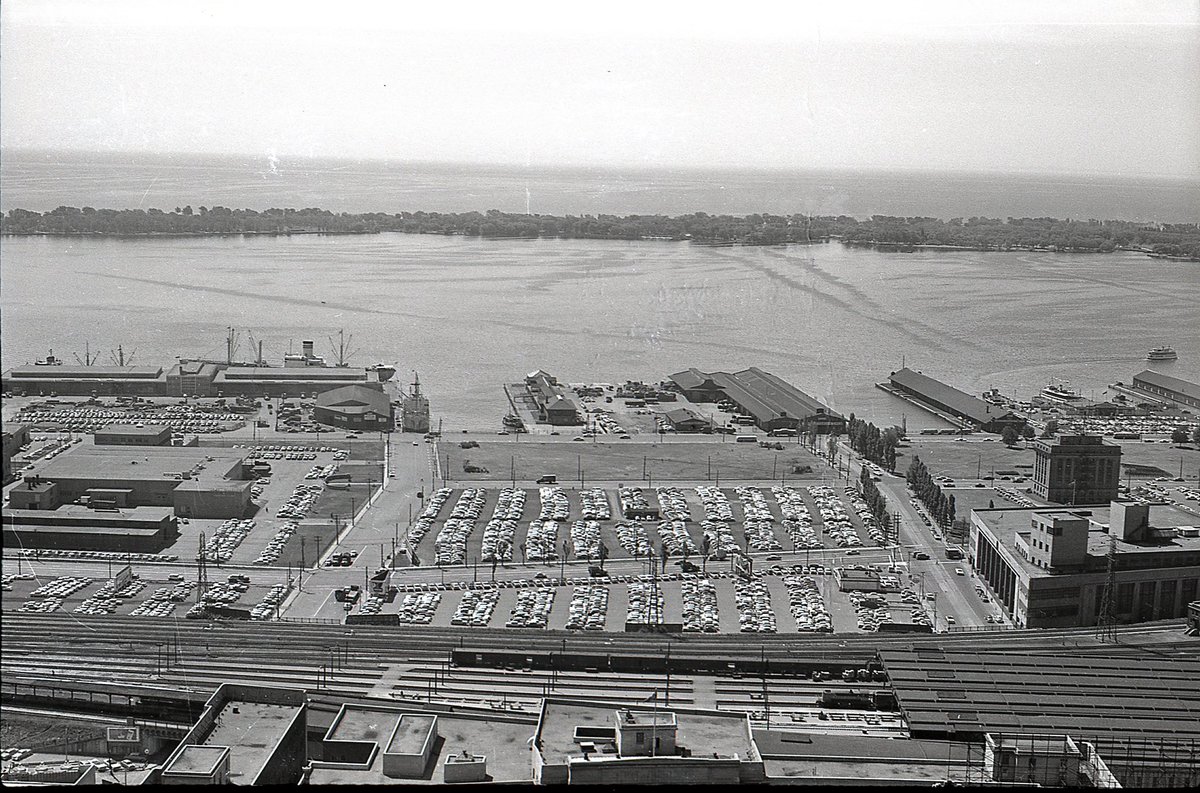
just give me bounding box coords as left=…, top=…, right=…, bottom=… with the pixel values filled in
left=313, top=385, right=394, bottom=430
left=1131, top=370, right=1200, bottom=408
left=667, top=367, right=844, bottom=433
left=887, top=367, right=1025, bottom=433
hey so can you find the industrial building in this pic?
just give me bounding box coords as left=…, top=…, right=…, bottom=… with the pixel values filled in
left=2, top=365, right=169, bottom=396
left=313, top=385, right=394, bottom=431
left=968, top=501, right=1200, bottom=629
left=664, top=407, right=711, bottom=433
left=2, top=360, right=384, bottom=399
left=1031, top=434, right=1121, bottom=505
left=158, top=684, right=308, bottom=786
left=2, top=423, right=30, bottom=483
left=533, top=699, right=765, bottom=785
left=886, top=368, right=1025, bottom=433
left=668, top=367, right=845, bottom=433
left=881, top=648, right=1200, bottom=787
left=1130, top=370, right=1200, bottom=409
left=94, top=424, right=173, bottom=446
left=11, top=444, right=253, bottom=519
left=2, top=505, right=178, bottom=552
left=525, top=371, right=582, bottom=426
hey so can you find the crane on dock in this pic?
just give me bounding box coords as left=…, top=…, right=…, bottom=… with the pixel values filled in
left=73, top=341, right=101, bottom=366
left=328, top=329, right=358, bottom=368
left=108, top=345, right=136, bottom=367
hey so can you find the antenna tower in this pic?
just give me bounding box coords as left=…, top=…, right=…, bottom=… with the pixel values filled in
left=197, top=532, right=209, bottom=603
left=1096, top=532, right=1118, bottom=642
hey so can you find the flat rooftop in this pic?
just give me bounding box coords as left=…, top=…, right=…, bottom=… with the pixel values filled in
left=6, top=366, right=165, bottom=379
left=4, top=504, right=174, bottom=521
left=328, top=704, right=403, bottom=745
left=308, top=707, right=534, bottom=785
left=388, top=715, right=436, bottom=755
left=539, top=700, right=755, bottom=764
left=164, top=745, right=228, bottom=776
left=200, top=700, right=302, bottom=785
left=34, top=444, right=244, bottom=483
left=974, top=504, right=1200, bottom=577
left=95, top=424, right=171, bottom=436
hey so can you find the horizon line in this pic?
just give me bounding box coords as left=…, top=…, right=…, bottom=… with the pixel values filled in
left=3, top=146, right=1197, bottom=184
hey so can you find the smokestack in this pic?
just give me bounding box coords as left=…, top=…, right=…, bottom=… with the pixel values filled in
left=302, top=340, right=314, bottom=358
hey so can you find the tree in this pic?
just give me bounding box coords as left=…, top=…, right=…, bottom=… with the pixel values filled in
left=1021, top=425, right=1036, bottom=440
left=701, top=534, right=712, bottom=574
left=1001, top=426, right=1020, bottom=446
left=1171, top=427, right=1190, bottom=445
left=1193, top=426, right=1200, bottom=446
left=1041, top=420, right=1059, bottom=438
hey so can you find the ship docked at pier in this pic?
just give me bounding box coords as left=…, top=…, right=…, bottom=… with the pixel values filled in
left=400, top=372, right=431, bottom=433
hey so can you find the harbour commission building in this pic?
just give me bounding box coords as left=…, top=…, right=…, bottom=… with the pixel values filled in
left=968, top=500, right=1200, bottom=629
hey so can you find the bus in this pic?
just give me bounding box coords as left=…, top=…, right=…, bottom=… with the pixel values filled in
left=944, top=545, right=964, bottom=560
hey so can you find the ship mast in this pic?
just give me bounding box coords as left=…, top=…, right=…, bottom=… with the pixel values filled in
left=328, top=329, right=358, bottom=368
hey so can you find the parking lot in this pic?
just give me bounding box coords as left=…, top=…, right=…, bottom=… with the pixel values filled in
left=347, top=562, right=940, bottom=635
left=404, top=483, right=886, bottom=569
left=1, top=568, right=288, bottom=621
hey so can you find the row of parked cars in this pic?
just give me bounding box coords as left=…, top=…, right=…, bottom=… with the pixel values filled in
left=579, top=488, right=611, bottom=520
left=735, top=579, right=777, bottom=633
left=525, top=520, right=560, bottom=561
left=254, top=520, right=299, bottom=565
left=695, top=485, right=734, bottom=522
left=506, top=588, right=556, bottom=628
left=626, top=581, right=665, bottom=625
left=250, top=584, right=288, bottom=620
left=570, top=520, right=603, bottom=559
left=451, top=590, right=500, bottom=626
left=205, top=518, right=256, bottom=563
left=656, top=487, right=691, bottom=522
left=782, top=576, right=833, bottom=632
left=845, top=487, right=889, bottom=546
left=657, top=520, right=699, bottom=556
left=565, top=585, right=609, bottom=630
left=810, top=485, right=864, bottom=548
left=538, top=487, right=570, bottom=521
left=13, top=548, right=178, bottom=563
left=681, top=578, right=719, bottom=632
left=397, top=592, right=442, bottom=624
left=615, top=521, right=653, bottom=557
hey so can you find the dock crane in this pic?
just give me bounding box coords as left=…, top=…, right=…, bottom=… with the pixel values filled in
left=108, top=345, right=137, bottom=367
left=73, top=340, right=101, bottom=366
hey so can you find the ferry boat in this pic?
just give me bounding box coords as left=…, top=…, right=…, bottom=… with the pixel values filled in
left=401, top=372, right=431, bottom=433
left=502, top=413, right=525, bottom=430
left=1040, top=382, right=1085, bottom=404
left=1147, top=346, right=1178, bottom=361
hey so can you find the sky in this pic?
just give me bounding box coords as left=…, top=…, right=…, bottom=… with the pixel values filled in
left=1, top=0, right=1197, bottom=177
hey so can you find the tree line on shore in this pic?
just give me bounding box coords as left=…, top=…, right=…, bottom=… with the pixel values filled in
left=3, top=206, right=1198, bottom=258
left=859, top=468, right=894, bottom=537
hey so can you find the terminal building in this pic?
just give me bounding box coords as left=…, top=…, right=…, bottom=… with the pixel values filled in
left=968, top=501, right=1200, bottom=629
left=7, top=444, right=253, bottom=519
left=1031, top=434, right=1121, bottom=505
left=2, top=365, right=170, bottom=396
left=524, top=371, right=582, bottom=426
left=885, top=368, right=1025, bottom=433
left=2, top=504, right=179, bottom=552
left=668, top=367, right=845, bottom=433
left=1130, top=370, right=1200, bottom=409
left=2, top=424, right=31, bottom=484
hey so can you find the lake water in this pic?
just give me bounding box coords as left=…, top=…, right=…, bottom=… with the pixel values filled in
left=3, top=232, right=1196, bottom=430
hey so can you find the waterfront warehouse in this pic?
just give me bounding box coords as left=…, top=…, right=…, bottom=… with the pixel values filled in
left=887, top=367, right=1025, bottom=433
left=667, top=367, right=845, bottom=433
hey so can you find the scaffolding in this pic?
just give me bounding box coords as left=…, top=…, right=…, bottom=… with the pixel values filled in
left=952, top=732, right=1200, bottom=788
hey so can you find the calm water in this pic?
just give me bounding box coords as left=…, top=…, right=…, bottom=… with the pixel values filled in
left=3, top=233, right=1196, bottom=429
left=3, top=149, right=1199, bottom=222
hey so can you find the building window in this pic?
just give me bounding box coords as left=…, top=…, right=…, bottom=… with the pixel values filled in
left=635, top=731, right=645, bottom=744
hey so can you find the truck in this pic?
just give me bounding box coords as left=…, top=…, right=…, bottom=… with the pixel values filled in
left=536, top=474, right=558, bottom=485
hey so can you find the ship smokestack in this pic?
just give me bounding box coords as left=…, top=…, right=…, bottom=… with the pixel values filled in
left=302, top=340, right=314, bottom=358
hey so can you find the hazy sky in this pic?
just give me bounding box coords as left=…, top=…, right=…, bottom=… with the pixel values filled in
left=2, top=0, right=1197, bottom=177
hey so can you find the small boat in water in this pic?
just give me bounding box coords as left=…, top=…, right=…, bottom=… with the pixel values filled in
left=1146, top=346, right=1178, bottom=361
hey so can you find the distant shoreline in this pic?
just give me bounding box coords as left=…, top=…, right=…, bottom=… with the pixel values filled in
left=3, top=207, right=1198, bottom=260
